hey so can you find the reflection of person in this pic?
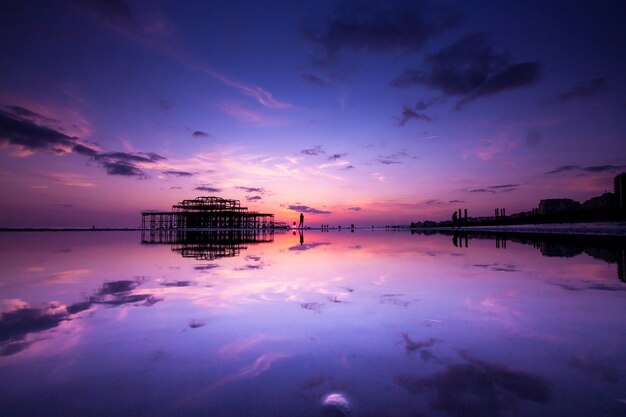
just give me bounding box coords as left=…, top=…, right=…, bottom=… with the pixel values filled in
left=299, top=230, right=304, bottom=245
left=299, top=213, right=304, bottom=229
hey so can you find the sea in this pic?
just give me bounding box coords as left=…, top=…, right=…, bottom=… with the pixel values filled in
left=1, top=229, right=625, bottom=416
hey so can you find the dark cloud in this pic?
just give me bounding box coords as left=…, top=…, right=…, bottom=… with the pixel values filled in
left=194, top=264, right=219, bottom=271
left=526, top=129, right=543, bottom=147
left=397, top=351, right=551, bottom=416
left=583, top=165, right=626, bottom=173
left=55, top=203, right=75, bottom=208
left=195, top=185, right=222, bottom=193
left=544, top=165, right=580, bottom=174
left=347, top=207, right=361, bottom=211
left=378, top=150, right=413, bottom=165
left=558, top=77, right=608, bottom=102
left=98, top=280, right=138, bottom=295
left=99, top=160, right=144, bottom=177
left=0, top=306, right=67, bottom=344
left=160, top=280, right=193, bottom=287
left=301, top=145, right=325, bottom=156
left=4, top=105, right=58, bottom=125
left=192, top=130, right=210, bottom=138
left=287, top=205, right=331, bottom=214
left=586, top=283, right=626, bottom=292
left=328, top=153, right=347, bottom=161
left=304, top=2, right=460, bottom=60
left=246, top=195, right=262, bottom=201
left=188, top=319, right=206, bottom=329
left=157, top=99, right=172, bottom=111
left=341, top=165, right=355, bottom=170
left=301, top=302, right=324, bottom=312
left=301, top=72, right=330, bottom=88
left=236, top=264, right=263, bottom=271
left=393, top=32, right=541, bottom=109
left=163, top=170, right=193, bottom=177
left=488, top=184, right=519, bottom=190
left=0, top=107, right=79, bottom=153
left=95, top=280, right=160, bottom=307
left=462, top=184, right=519, bottom=193
left=401, top=333, right=438, bottom=353
left=169, top=186, right=182, bottom=190
left=70, top=0, right=140, bottom=31
left=398, top=105, right=433, bottom=126
left=567, top=357, right=619, bottom=384
left=0, top=106, right=164, bottom=178
left=237, top=186, right=264, bottom=193
left=545, top=164, right=626, bottom=175
left=379, top=159, right=403, bottom=165
left=449, top=199, right=465, bottom=203
left=423, top=199, right=441, bottom=205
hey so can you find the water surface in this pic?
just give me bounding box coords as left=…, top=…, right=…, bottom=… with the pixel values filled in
left=1, top=230, right=625, bottom=416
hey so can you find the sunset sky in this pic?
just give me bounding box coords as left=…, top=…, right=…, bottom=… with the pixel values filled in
left=1, top=0, right=625, bottom=227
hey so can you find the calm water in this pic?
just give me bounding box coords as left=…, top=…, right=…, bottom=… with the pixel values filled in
left=1, top=230, right=626, bottom=417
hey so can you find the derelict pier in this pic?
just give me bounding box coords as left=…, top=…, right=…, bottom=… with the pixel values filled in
left=141, top=196, right=275, bottom=230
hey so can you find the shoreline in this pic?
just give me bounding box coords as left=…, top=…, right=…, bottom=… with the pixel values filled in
left=424, top=221, right=626, bottom=237
left=1, top=222, right=626, bottom=236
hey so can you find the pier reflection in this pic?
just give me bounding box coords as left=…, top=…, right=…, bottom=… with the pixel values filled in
left=141, top=229, right=275, bottom=260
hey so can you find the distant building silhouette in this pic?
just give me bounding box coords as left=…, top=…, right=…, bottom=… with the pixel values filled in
left=583, top=192, right=615, bottom=210
left=538, top=198, right=581, bottom=215
left=615, top=172, right=626, bottom=209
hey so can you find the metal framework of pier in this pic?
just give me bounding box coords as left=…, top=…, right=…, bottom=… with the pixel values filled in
left=141, top=196, right=275, bottom=230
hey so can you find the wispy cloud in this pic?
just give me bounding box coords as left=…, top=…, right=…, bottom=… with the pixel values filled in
left=287, top=205, right=331, bottom=214
left=378, top=150, right=413, bottom=164
left=71, top=0, right=291, bottom=111
left=212, top=74, right=292, bottom=110
left=558, top=78, right=607, bottom=102
left=458, top=183, right=520, bottom=193
left=157, top=99, right=172, bottom=111
left=47, top=173, right=96, bottom=187
left=545, top=164, right=626, bottom=175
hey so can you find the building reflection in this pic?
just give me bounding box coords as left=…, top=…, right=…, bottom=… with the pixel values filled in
left=419, top=230, right=626, bottom=282
left=141, top=229, right=275, bottom=260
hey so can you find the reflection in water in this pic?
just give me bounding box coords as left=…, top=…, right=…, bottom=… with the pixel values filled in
left=429, top=230, right=626, bottom=281
left=2, top=231, right=626, bottom=416
left=0, top=278, right=159, bottom=357
left=396, top=351, right=552, bottom=417
left=141, top=229, right=275, bottom=260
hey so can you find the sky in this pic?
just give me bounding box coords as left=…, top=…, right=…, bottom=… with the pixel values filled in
left=1, top=0, right=625, bottom=227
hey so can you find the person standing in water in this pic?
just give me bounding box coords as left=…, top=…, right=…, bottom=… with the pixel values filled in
left=299, top=212, right=304, bottom=229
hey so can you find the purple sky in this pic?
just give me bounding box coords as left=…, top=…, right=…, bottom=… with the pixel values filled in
left=1, top=0, right=625, bottom=227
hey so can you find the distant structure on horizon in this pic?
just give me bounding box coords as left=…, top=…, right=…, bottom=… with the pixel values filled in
left=411, top=172, right=626, bottom=228
left=616, top=172, right=626, bottom=209
left=141, top=196, right=276, bottom=230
